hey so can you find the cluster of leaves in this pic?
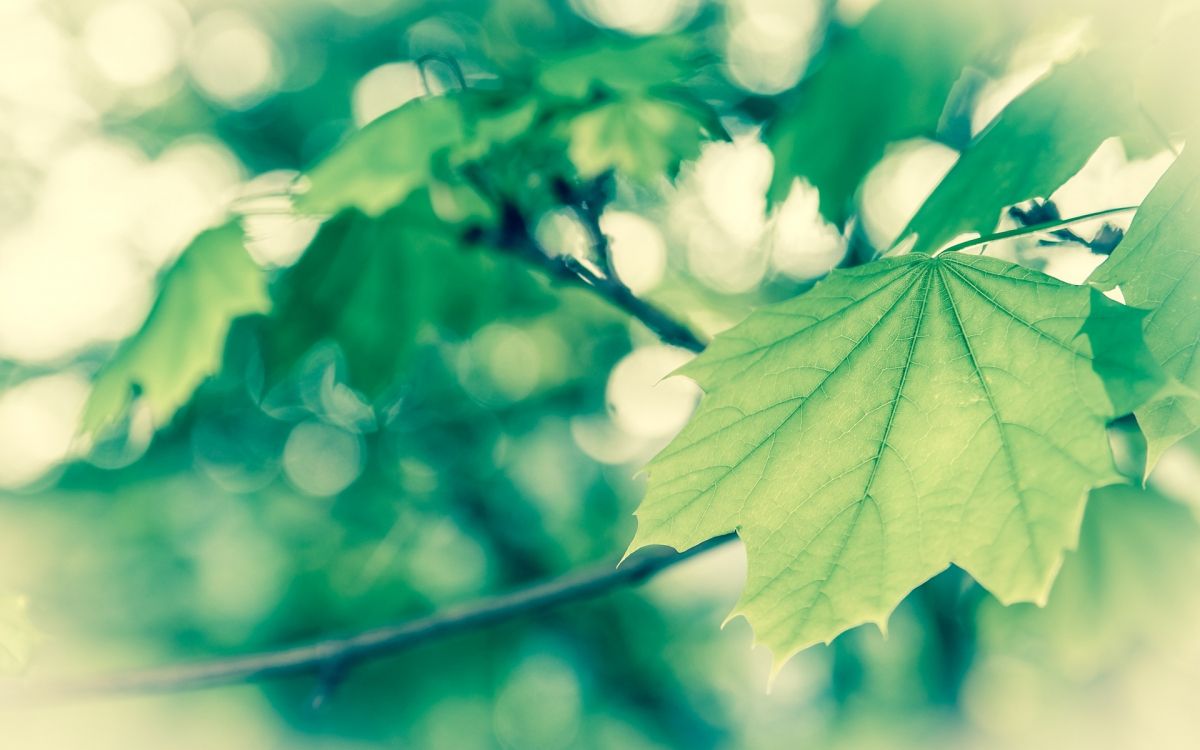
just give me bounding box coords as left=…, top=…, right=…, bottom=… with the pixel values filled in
left=76, top=0, right=1200, bottom=679
left=84, top=33, right=728, bottom=434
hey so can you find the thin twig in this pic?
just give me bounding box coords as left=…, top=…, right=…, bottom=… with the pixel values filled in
left=5, top=535, right=736, bottom=701
left=1007, top=201, right=1125, bottom=255
left=537, top=247, right=707, bottom=354
left=934, top=205, right=1138, bottom=256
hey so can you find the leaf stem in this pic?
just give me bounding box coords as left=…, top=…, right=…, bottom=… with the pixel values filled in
left=934, top=205, right=1139, bottom=257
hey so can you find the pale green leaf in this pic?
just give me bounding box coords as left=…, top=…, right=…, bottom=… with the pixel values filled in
left=630, top=252, right=1160, bottom=668
left=899, top=54, right=1155, bottom=254
left=560, top=96, right=712, bottom=182
left=1091, top=143, right=1200, bottom=467
left=82, top=222, right=268, bottom=436
left=295, top=96, right=467, bottom=217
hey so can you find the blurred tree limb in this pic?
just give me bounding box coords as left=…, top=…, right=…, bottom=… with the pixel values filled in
left=6, top=535, right=735, bottom=700
left=3, top=183, right=720, bottom=700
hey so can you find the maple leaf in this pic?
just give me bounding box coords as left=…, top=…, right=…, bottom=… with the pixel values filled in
left=559, top=96, right=715, bottom=183
left=630, top=251, right=1161, bottom=669
left=295, top=96, right=476, bottom=218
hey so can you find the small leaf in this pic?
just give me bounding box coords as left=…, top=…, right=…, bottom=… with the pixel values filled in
left=1091, top=143, right=1200, bottom=467
left=630, top=252, right=1161, bottom=669
left=560, top=96, right=713, bottom=182
left=82, top=222, right=268, bottom=436
left=899, top=54, right=1155, bottom=254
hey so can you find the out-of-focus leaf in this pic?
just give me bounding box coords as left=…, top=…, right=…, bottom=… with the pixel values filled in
left=297, top=36, right=724, bottom=216
left=296, top=97, right=468, bottom=217
left=82, top=222, right=268, bottom=436
left=1091, top=143, right=1200, bottom=468
left=537, top=36, right=724, bottom=183
left=980, top=484, right=1200, bottom=674
left=899, top=54, right=1156, bottom=254
left=765, top=0, right=1015, bottom=225
left=560, top=96, right=714, bottom=182
left=630, top=252, right=1161, bottom=669
left=537, top=36, right=700, bottom=100
left=264, top=193, right=556, bottom=396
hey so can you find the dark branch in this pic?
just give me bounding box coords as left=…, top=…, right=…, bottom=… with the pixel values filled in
left=467, top=166, right=707, bottom=354
left=8, top=534, right=736, bottom=701
left=10, top=175, right=714, bottom=701
left=506, top=204, right=706, bottom=353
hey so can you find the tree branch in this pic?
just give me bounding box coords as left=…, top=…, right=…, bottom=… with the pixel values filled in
left=466, top=166, right=707, bottom=354
left=8, top=534, right=736, bottom=701
left=12, top=177, right=714, bottom=702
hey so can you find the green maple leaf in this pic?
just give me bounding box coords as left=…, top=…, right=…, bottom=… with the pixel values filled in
left=82, top=222, right=268, bottom=436
left=630, top=251, right=1160, bottom=668
left=899, top=54, right=1155, bottom=254
left=1091, top=144, right=1200, bottom=468
left=765, top=0, right=1015, bottom=225
left=534, top=35, right=724, bottom=183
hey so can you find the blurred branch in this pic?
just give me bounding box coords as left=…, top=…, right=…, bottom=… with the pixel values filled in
left=0, top=171, right=720, bottom=703
left=521, top=241, right=708, bottom=354
left=8, top=534, right=736, bottom=700
left=472, top=168, right=706, bottom=354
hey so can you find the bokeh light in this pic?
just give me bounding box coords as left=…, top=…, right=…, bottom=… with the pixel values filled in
left=601, top=210, right=667, bottom=294
left=859, top=138, right=958, bottom=249
left=606, top=345, right=699, bottom=438
left=282, top=421, right=365, bottom=497
left=186, top=11, right=279, bottom=109
left=725, top=0, right=823, bottom=94
left=572, top=0, right=699, bottom=36
left=82, top=0, right=185, bottom=89
left=352, top=62, right=426, bottom=127
left=0, top=372, right=90, bottom=488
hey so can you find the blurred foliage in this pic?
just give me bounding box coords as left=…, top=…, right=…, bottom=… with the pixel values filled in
left=1, top=0, right=1200, bottom=748
left=1092, top=144, right=1200, bottom=467
left=765, top=0, right=1020, bottom=224
left=898, top=53, right=1158, bottom=254
left=83, top=221, right=268, bottom=435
